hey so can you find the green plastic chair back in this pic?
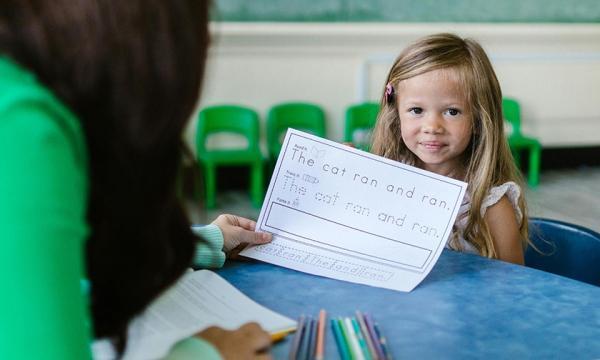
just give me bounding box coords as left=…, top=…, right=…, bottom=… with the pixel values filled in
left=197, top=105, right=260, bottom=155
left=196, top=105, right=264, bottom=208
left=502, top=97, right=542, bottom=187
left=267, top=102, right=326, bottom=160
left=344, top=102, right=379, bottom=151
left=503, top=98, right=522, bottom=136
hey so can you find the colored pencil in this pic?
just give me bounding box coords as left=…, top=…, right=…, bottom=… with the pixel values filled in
left=272, top=328, right=295, bottom=343
left=356, top=311, right=378, bottom=359
left=344, top=317, right=365, bottom=360
left=352, top=316, right=372, bottom=360
left=356, top=310, right=377, bottom=360
left=315, top=309, right=327, bottom=360
left=288, top=315, right=305, bottom=360
left=373, top=322, right=392, bottom=360
left=306, top=318, right=318, bottom=360
left=337, top=318, right=355, bottom=359
left=297, top=317, right=313, bottom=360
left=331, top=319, right=351, bottom=360
left=364, top=313, right=385, bottom=360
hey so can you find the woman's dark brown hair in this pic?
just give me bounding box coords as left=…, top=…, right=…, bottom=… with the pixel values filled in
left=0, top=0, right=209, bottom=352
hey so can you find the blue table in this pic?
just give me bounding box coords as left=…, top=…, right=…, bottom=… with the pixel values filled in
left=218, top=250, right=600, bottom=359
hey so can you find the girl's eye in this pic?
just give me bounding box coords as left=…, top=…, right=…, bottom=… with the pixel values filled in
left=446, top=108, right=461, bottom=116
left=408, top=107, right=423, bottom=115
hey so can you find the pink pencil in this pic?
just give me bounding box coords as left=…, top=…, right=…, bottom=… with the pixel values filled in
left=315, top=309, right=327, bottom=360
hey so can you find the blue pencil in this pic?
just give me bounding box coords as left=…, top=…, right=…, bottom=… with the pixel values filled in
left=289, top=315, right=306, bottom=360
left=306, top=317, right=318, bottom=360
left=297, top=317, right=314, bottom=360
left=330, top=318, right=351, bottom=360
left=373, top=322, right=392, bottom=360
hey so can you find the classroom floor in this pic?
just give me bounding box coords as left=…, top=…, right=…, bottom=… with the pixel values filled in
left=524, top=166, right=600, bottom=232
left=185, top=166, right=600, bottom=233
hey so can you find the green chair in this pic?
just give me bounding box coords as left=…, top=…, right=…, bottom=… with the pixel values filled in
left=344, top=102, right=380, bottom=151
left=266, top=102, right=326, bottom=161
left=196, top=105, right=264, bottom=209
left=503, top=98, right=542, bottom=187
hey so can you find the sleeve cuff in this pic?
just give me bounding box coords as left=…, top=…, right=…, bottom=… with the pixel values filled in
left=191, top=224, right=226, bottom=268
left=166, top=337, right=222, bottom=360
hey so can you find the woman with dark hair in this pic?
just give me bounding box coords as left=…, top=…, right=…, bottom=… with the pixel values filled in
left=0, top=1, right=272, bottom=358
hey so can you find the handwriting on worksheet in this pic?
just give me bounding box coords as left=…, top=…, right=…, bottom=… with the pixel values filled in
left=241, top=129, right=466, bottom=292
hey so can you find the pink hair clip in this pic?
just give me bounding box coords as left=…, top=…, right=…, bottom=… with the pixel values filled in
left=385, top=83, right=395, bottom=103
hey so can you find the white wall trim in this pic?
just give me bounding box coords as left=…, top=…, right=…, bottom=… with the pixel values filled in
left=210, top=22, right=600, bottom=46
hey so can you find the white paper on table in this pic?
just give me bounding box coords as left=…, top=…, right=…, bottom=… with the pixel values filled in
left=241, top=129, right=467, bottom=292
left=92, top=270, right=295, bottom=360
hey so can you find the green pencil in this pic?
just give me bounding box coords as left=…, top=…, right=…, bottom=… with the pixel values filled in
left=337, top=317, right=356, bottom=359
left=344, top=317, right=363, bottom=360
left=331, top=318, right=351, bottom=360
left=352, top=317, right=372, bottom=360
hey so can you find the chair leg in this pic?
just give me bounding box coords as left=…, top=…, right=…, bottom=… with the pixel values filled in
left=250, top=161, right=264, bottom=208
left=528, top=144, right=541, bottom=187
left=204, top=164, right=217, bottom=209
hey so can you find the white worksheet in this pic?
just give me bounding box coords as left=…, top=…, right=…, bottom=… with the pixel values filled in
left=92, top=270, right=295, bottom=360
left=241, top=129, right=467, bottom=292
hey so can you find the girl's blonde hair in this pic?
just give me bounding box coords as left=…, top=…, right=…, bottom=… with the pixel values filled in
left=371, top=33, right=529, bottom=258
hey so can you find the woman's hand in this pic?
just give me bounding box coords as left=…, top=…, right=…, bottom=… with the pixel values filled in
left=211, top=214, right=272, bottom=258
left=196, top=323, right=272, bottom=360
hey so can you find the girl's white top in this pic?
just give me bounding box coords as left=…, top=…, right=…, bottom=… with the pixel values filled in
left=447, top=181, right=523, bottom=254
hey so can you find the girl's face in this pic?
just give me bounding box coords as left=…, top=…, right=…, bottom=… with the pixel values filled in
left=396, top=68, right=473, bottom=177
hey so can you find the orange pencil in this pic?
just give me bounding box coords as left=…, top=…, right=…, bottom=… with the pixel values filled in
left=315, top=309, right=327, bottom=360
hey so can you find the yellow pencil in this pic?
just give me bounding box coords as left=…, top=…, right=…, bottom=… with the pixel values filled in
left=271, top=328, right=296, bottom=343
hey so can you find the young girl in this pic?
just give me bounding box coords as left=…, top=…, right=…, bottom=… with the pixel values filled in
left=371, top=33, right=529, bottom=264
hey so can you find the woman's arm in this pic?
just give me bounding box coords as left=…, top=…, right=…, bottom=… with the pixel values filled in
left=485, top=196, right=524, bottom=265
left=0, top=105, right=92, bottom=359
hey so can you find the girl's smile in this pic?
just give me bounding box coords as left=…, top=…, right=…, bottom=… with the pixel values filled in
left=419, top=140, right=445, bottom=150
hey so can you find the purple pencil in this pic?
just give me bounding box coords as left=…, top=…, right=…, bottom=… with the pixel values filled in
left=363, top=313, right=386, bottom=360
left=356, top=311, right=378, bottom=359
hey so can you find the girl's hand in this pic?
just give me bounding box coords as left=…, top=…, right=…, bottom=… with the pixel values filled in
left=196, top=323, right=272, bottom=360
left=211, top=214, right=272, bottom=258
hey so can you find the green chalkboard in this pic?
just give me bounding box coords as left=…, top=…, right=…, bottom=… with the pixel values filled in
left=212, top=0, right=600, bottom=23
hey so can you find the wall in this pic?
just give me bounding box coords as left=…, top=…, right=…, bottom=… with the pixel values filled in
left=213, top=0, right=600, bottom=22
left=186, top=23, right=600, bottom=152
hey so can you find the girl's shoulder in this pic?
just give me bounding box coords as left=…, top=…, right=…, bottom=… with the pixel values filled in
left=481, top=181, right=522, bottom=225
